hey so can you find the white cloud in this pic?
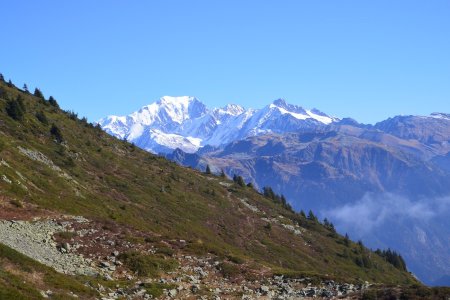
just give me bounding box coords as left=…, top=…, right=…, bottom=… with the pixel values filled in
left=323, top=193, right=450, bottom=236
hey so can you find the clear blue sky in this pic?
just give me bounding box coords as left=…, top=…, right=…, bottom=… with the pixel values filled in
left=2, top=1, right=449, bottom=124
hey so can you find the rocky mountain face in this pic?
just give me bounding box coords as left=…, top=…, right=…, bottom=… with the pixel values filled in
left=99, top=97, right=337, bottom=153
left=169, top=117, right=450, bottom=286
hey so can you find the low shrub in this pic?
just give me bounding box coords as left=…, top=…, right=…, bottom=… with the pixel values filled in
left=118, top=251, right=178, bottom=277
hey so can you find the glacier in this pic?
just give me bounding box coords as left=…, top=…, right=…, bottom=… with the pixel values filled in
left=98, top=96, right=339, bottom=153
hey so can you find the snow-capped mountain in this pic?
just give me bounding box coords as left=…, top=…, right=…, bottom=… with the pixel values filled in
left=98, top=96, right=339, bottom=153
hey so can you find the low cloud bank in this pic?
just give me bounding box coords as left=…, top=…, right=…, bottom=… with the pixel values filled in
left=323, top=193, right=450, bottom=236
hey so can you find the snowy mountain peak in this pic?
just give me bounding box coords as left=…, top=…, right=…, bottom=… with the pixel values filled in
left=159, top=95, right=195, bottom=105
left=217, top=104, right=246, bottom=116
left=272, top=98, right=288, bottom=106
left=155, top=96, right=207, bottom=123
left=99, top=96, right=339, bottom=153
left=430, top=112, right=450, bottom=120
left=270, top=98, right=307, bottom=114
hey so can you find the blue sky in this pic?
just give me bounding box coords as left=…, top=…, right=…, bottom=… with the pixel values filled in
left=1, top=1, right=449, bottom=124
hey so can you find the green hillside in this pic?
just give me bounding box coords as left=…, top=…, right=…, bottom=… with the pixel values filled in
left=0, top=78, right=442, bottom=299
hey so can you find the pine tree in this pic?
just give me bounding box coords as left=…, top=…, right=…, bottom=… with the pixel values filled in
left=23, top=84, right=29, bottom=93
left=344, top=233, right=350, bottom=247
left=377, top=248, right=407, bottom=271
left=34, top=88, right=44, bottom=99
left=307, top=210, right=318, bottom=222
left=0, top=73, right=4, bottom=81
left=358, top=240, right=364, bottom=249
left=6, top=98, right=25, bottom=121
left=48, top=96, right=59, bottom=108
left=220, top=169, right=226, bottom=178
left=205, top=164, right=211, bottom=174
left=263, top=186, right=275, bottom=200
left=50, top=124, right=64, bottom=143
left=236, top=175, right=245, bottom=187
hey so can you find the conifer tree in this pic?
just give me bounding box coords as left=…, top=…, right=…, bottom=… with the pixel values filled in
left=307, top=210, right=318, bottom=222
left=6, top=98, right=25, bottom=121
left=50, top=124, right=64, bottom=143
left=236, top=175, right=245, bottom=187
left=344, top=233, right=350, bottom=247
left=205, top=164, right=211, bottom=174
left=48, top=96, right=59, bottom=108
left=34, top=88, right=44, bottom=99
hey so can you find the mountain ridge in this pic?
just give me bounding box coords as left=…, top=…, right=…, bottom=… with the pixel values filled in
left=99, top=96, right=338, bottom=153
left=168, top=121, right=450, bottom=286
left=2, top=77, right=435, bottom=298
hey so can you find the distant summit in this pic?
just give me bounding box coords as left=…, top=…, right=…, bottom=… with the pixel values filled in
left=99, top=97, right=338, bottom=153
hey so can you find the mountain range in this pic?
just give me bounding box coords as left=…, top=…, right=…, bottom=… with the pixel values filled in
left=99, top=96, right=337, bottom=154
left=100, top=97, right=450, bottom=286
left=2, top=78, right=434, bottom=299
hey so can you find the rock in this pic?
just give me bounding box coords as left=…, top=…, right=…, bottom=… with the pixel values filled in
left=191, top=284, right=200, bottom=293
left=100, top=261, right=111, bottom=268
left=320, top=289, right=334, bottom=298
left=104, top=274, right=113, bottom=281
left=62, top=242, right=71, bottom=252
left=112, top=250, right=119, bottom=257
left=194, top=266, right=208, bottom=278
left=305, top=288, right=316, bottom=297
left=260, top=285, right=270, bottom=295
left=168, top=289, right=177, bottom=297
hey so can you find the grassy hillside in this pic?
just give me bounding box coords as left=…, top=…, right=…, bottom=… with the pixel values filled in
left=0, top=79, right=426, bottom=297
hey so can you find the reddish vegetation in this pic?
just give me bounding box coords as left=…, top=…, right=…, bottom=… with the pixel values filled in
left=0, top=195, right=59, bottom=220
